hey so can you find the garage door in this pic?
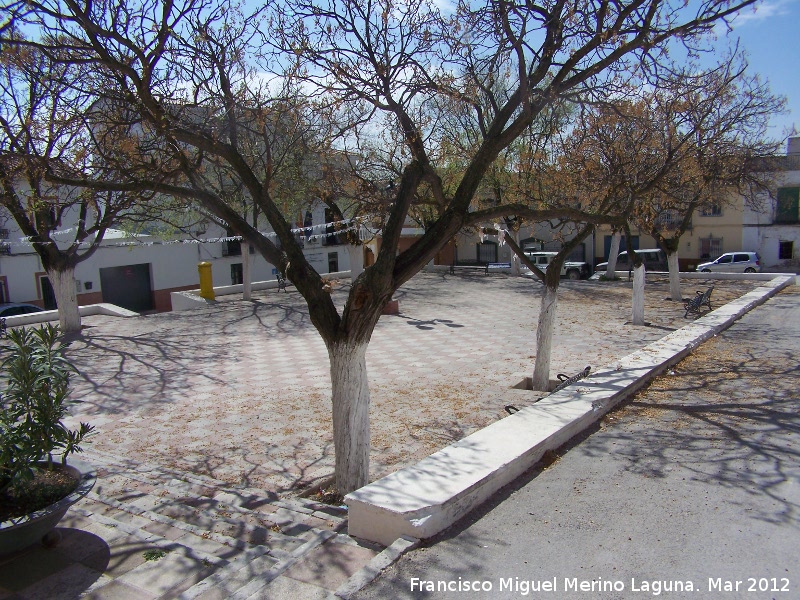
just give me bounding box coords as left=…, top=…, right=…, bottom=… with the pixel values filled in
left=99, top=263, right=154, bottom=313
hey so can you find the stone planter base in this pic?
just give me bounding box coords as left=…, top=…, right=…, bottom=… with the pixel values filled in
left=0, top=458, right=96, bottom=556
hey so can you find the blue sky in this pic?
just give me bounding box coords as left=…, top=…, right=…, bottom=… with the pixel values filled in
left=723, top=0, right=800, bottom=145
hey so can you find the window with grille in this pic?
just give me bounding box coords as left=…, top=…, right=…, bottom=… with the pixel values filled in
left=779, top=240, right=794, bottom=260
left=700, top=204, right=723, bottom=217
left=699, top=237, right=722, bottom=260
left=231, top=263, right=243, bottom=285
left=655, top=210, right=681, bottom=229
left=477, top=241, right=498, bottom=264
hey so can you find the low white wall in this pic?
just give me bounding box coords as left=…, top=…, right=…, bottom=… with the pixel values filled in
left=170, top=270, right=353, bottom=311
left=2, top=303, right=138, bottom=327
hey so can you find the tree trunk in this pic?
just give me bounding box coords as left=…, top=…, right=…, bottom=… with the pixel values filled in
left=511, top=230, right=521, bottom=276
left=348, top=244, right=365, bottom=282
left=667, top=251, right=682, bottom=301
left=532, top=282, right=558, bottom=391
left=47, top=266, right=81, bottom=333
left=328, top=340, right=371, bottom=494
left=242, top=242, right=252, bottom=300
left=632, top=263, right=646, bottom=326
left=606, top=232, right=621, bottom=279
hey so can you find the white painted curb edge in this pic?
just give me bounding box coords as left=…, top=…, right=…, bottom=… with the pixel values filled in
left=345, top=276, right=795, bottom=548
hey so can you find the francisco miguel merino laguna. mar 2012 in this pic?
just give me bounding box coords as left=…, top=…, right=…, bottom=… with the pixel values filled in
left=409, top=576, right=790, bottom=595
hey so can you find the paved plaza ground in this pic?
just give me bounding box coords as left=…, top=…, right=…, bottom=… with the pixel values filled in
left=0, top=272, right=767, bottom=599
left=63, top=272, right=759, bottom=496
left=353, top=286, right=800, bottom=600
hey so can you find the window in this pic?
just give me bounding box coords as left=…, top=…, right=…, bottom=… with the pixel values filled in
left=776, top=187, right=800, bottom=224
left=699, top=237, right=722, bottom=260
left=655, top=209, right=681, bottom=228
left=231, top=263, right=243, bottom=285
left=701, top=204, right=723, bottom=217
left=323, top=208, right=342, bottom=246
left=327, top=252, right=339, bottom=273
left=222, top=240, right=242, bottom=256
left=604, top=235, right=638, bottom=259
left=779, top=240, right=794, bottom=260
left=477, top=241, right=498, bottom=264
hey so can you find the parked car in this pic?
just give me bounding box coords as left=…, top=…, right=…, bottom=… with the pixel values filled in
left=697, top=252, right=761, bottom=273
left=0, top=303, right=45, bottom=318
left=523, top=251, right=591, bottom=280
left=594, top=248, right=669, bottom=275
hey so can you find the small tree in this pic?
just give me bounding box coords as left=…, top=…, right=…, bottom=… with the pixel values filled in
left=633, top=63, right=782, bottom=300
left=0, top=39, right=166, bottom=331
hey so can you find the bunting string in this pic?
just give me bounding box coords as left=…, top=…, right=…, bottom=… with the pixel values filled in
left=1, top=216, right=374, bottom=249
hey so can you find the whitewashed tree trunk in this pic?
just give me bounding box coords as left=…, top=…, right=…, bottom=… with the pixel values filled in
left=606, top=232, right=621, bottom=279
left=511, top=230, right=521, bottom=276
left=242, top=242, right=252, bottom=300
left=532, top=284, right=558, bottom=391
left=348, top=244, right=365, bottom=282
left=47, top=267, right=80, bottom=333
left=632, top=263, right=646, bottom=326
left=667, top=251, right=682, bottom=301
left=328, top=340, right=371, bottom=494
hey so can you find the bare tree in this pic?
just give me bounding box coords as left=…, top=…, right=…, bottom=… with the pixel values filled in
left=633, top=62, right=782, bottom=300
left=4, top=0, right=766, bottom=494
left=0, top=38, right=168, bottom=331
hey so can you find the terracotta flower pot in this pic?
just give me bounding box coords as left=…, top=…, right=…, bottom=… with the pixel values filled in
left=0, top=457, right=96, bottom=555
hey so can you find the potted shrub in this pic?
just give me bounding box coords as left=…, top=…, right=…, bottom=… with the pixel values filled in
left=0, top=324, right=95, bottom=555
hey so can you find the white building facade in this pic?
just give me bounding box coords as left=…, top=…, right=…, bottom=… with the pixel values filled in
left=0, top=202, right=355, bottom=312
left=743, top=139, right=800, bottom=269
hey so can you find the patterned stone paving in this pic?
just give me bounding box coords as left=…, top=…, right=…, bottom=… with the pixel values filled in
left=0, top=271, right=762, bottom=599
left=63, top=272, right=759, bottom=494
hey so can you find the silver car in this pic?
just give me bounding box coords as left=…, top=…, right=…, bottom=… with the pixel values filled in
left=697, top=252, right=761, bottom=273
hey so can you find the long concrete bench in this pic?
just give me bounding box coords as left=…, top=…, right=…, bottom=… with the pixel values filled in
left=345, top=275, right=796, bottom=546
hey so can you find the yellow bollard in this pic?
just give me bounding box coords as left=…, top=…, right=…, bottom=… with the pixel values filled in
left=198, top=261, right=215, bottom=300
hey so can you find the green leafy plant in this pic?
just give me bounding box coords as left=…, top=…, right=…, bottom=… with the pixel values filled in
left=0, top=324, right=94, bottom=495
left=143, top=549, right=168, bottom=561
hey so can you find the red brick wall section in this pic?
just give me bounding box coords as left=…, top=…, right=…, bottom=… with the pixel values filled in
left=395, top=236, right=458, bottom=266
left=436, top=241, right=456, bottom=266
left=77, top=292, right=104, bottom=306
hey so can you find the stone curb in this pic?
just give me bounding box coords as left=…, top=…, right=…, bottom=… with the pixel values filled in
left=333, top=536, right=420, bottom=599
left=1, top=302, right=137, bottom=326
left=178, top=529, right=339, bottom=600
left=345, top=276, right=796, bottom=546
